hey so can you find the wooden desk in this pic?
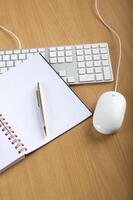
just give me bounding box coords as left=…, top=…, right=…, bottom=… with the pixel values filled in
left=0, top=0, right=133, bottom=199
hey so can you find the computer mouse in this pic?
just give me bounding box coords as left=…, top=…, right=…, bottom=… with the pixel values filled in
left=93, top=91, right=126, bottom=134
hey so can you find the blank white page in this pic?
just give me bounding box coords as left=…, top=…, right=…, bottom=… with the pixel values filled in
left=0, top=54, right=92, bottom=154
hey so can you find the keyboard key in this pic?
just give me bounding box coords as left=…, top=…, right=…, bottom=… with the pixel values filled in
left=3, top=55, right=10, bottom=61
left=58, top=57, right=65, bottom=63
left=101, top=54, right=108, bottom=60
left=38, top=48, right=45, bottom=52
left=22, top=49, right=29, bottom=53
left=76, top=50, right=83, bottom=55
left=57, top=47, right=64, bottom=51
left=78, top=68, right=85, bottom=74
left=100, top=48, right=107, bottom=53
left=66, top=57, right=72, bottom=62
left=87, top=68, right=93, bottom=74
left=77, top=56, right=84, bottom=62
left=13, top=49, right=21, bottom=54
left=94, top=61, right=101, bottom=66
left=29, top=49, right=37, bottom=53
left=92, top=49, right=99, bottom=54
left=50, top=57, right=57, bottom=64
left=19, top=54, right=26, bottom=60
left=76, top=45, right=83, bottom=49
left=78, top=62, right=85, bottom=68
left=66, top=50, right=72, bottom=56
left=95, top=67, right=102, bottom=73
left=65, top=46, right=72, bottom=50
left=86, top=61, right=93, bottom=67
left=85, top=49, right=91, bottom=54
left=50, top=52, right=56, bottom=57
left=68, top=76, right=75, bottom=83
left=50, top=47, right=56, bottom=51
left=0, top=62, right=6, bottom=67
left=79, top=74, right=95, bottom=82
left=11, top=54, right=18, bottom=60
left=92, top=44, right=99, bottom=48
left=5, top=50, right=13, bottom=54
left=93, top=55, right=100, bottom=60
left=84, top=44, right=91, bottom=49
left=103, top=67, right=111, bottom=80
left=96, top=73, right=103, bottom=81
left=102, top=60, right=109, bottom=66
left=85, top=55, right=92, bottom=61
left=100, top=43, right=107, bottom=48
left=59, top=70, right=66, bottom=77
left=0, top=51, right=4, bottom=55
left=15, top=60, right=23, bottom=66
left=58, top=51, right=64, bottom=57
left=6, top=61, right=14, bottom=67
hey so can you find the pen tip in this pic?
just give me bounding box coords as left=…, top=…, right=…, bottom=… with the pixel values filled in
left=44, top=126, right=47, bottom=136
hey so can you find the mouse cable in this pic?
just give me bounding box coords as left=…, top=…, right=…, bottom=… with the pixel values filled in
left=95, top=0, right=122, bottom=92
left=0, top=24, right=22, bottom=49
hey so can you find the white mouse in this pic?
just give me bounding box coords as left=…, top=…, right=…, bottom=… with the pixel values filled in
left=93, top=91, right=126, bottom=134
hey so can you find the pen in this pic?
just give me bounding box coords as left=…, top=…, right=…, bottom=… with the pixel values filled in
left=36, top=82, right=47, bottom=136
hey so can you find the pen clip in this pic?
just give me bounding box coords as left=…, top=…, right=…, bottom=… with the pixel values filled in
left=36, top=82, right=41, bottom=107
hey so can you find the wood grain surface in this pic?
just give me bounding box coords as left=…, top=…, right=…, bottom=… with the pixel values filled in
left=0, top=0, right=133, bottom=199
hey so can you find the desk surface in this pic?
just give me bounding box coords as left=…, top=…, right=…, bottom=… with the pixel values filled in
left=0, top=0, right=133, bottom=199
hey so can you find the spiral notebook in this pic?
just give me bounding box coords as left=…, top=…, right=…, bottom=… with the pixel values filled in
left=0, top=54, right=92, bottom=173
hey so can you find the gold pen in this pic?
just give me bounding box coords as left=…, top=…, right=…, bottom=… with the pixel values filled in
left=36, top=82, right=47, bottom=136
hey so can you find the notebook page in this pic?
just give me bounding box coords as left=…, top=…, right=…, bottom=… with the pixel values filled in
left=0, top=54, right=92, bottom=154
left=0, top=129, right=25, bottom=173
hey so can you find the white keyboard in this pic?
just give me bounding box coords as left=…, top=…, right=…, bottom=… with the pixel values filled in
left=0, top=43, right=113, bottom=85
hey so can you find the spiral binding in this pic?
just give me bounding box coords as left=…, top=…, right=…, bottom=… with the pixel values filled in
left=0, top=114, right=27, bottom=154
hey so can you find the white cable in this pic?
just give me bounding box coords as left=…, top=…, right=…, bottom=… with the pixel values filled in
left=95, top=0, right=122, bottom=92
left=0, top=25, right=22, bottom=49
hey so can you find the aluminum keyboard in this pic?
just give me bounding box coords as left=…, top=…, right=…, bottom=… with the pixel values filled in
left=0, top=42, right=113, bottom=85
